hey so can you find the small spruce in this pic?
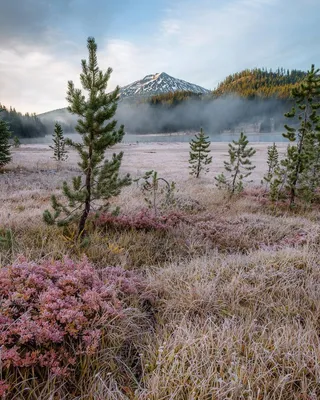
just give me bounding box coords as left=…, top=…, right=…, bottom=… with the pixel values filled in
left=50, top=122, right=68, bottom=161
left=215, top=132, right=256, bottom=194
left=189, top=128, right=212, bottom=178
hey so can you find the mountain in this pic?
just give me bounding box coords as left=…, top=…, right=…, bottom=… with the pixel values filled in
left=38, top=72, right=211, bottom=126
left=37, top=68, right=308, bottom=136
left=119, top=72, right=210, bottom=98
left=212, top=68, right=307, bottom=99
left=38, top=107, right=77, bottom=133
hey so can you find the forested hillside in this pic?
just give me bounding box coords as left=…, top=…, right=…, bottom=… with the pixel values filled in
left=212, top=68, right=306, bottom=98
left=0, top=105, right=47, bottom=138
left=138, top=90, right=204, bottom=105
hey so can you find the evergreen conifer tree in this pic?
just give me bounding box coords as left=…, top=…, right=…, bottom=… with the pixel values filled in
left=279, top=64, right=320, bottom=206
left=189, top=128, right=212, bottom=178
left=13, top=136, right=21, bottom=148
left=43, top=37, right=131, bottom=237
left=50, top=122, right=68, bottom=161
left=215, top=132, right=256, bottom=194
left=307, top=131, right=320, bottom=198
left=262, top=142, right=279, bottom=189
left=0, top=109, right=12, bottom=168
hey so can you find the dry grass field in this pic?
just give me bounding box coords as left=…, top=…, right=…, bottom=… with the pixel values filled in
left=1, top=142, right=320, bottom=399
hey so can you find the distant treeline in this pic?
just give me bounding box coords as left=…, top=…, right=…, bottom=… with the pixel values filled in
left=0, top=105, right=47, bottom=138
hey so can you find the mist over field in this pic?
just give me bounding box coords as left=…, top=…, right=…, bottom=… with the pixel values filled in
left=117, top=96, right=291, bottom=133
left=39, top=96, right=291, bottom=136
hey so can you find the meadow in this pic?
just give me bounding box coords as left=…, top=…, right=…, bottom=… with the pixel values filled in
left=1, top=142, right=320, bottom=399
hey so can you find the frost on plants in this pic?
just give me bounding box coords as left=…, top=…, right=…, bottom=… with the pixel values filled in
left=0, top=257, right=146, bottom=389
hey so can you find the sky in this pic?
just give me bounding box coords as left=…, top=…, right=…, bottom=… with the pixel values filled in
left=0, top=0, right=319, bottom=114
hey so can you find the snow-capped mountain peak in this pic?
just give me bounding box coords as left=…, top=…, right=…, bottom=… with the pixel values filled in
left=120, top=72, right=210, bottom=98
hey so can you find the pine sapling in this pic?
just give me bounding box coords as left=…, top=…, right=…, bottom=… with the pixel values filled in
left=308, top=131, right=320, bottom=200
left=189, top=128, right=212, bottom=178
left=295, top=123, right=320, bottom=204
left=215, top=132, right=256, bottom=194
left=280, top=64, right=320, bottom=206
left=262, top=142, right=279, bottom=191
left=135, top=170, right=175, bottom=216
left=13, top=136, right=21, bottom=148
left=50, top=122, right=68, bottom=161
left=43, top=37, right=131, bottom=237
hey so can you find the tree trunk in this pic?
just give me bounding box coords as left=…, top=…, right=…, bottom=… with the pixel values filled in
left=78, top=147, right=92, bottom=238
left=78, top=196, right=90, bottom=238
left=196, top=150, right=200, bottom=178
left=231, top=148, right=241, bottom=194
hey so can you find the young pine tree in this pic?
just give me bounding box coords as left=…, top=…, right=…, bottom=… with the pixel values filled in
left=0, top=110, right=12, bottom=168
left=43, top=37, right=131, bottom=237
left=13, top=136, right=21, bottom=148
left=215, top=132, right=256, bottom=194
left=50, top=122, right=68, bottom=161
left=280, top=64, right=320, bottom=206
left=262, top=142, right=279, bottom=189
left=307, top=130, right=320, bottom=199
left=135, top=170, right=176, bottom=216
left=189, top=128, right=212, bottom=178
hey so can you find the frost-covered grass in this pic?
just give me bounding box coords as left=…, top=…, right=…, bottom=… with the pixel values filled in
left=1, top=143, right=320, bottom=399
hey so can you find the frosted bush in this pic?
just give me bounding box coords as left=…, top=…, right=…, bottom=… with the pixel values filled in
left=0, top=257, right=146, bottom=393
left=95, top=209, right=184, bottom=232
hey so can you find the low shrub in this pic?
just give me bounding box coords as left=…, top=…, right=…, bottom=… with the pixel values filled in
left=95, top=209, right=184, bottom=232
left=0, top=257, right=147, bottom=397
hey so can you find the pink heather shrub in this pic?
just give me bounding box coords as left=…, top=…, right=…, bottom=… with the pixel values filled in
left=0, top=381, right=10, bottom=397
left=95, top=209, right=184, bottom=232
left=0, top=257, right=146, bottom=387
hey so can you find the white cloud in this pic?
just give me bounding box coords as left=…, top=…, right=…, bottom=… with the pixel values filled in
left=0, top=45, right=80, bottom=114
left=101, top=0, right=319, bottom=91
left=100, top=0, right=284, bottom=89
left=0, top=0, right=319, bottom=114
left=98, top=40, right=170, bottom=88
left=161, top=19, right=181, bottom=36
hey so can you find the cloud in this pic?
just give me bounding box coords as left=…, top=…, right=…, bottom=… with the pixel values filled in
left=161, top=19, right=181, bottom=36
left=0, top=45, right=80, bottom=113
left=0, top=0, right=74, bottom=47
left=99, top=0, right=282, bottom=89
left=101, top=0, right=320, bottom=91
left=0, top=0, right=319, bottom=114
left=99, top=40, right=170, bottom=89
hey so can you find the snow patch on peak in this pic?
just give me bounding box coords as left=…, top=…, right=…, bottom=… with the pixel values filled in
left=120, top=72, right=210, bottom=99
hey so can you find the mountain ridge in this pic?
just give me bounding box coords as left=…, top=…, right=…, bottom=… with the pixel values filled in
left=119, top=72, right=210, bottom=98
left=37, top=72, right=210, bottom=124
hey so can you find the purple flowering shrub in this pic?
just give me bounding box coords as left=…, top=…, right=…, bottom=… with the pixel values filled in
left=0, top=257, right=146, bottom=395
left=95, top=209, right=184, bottom=232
